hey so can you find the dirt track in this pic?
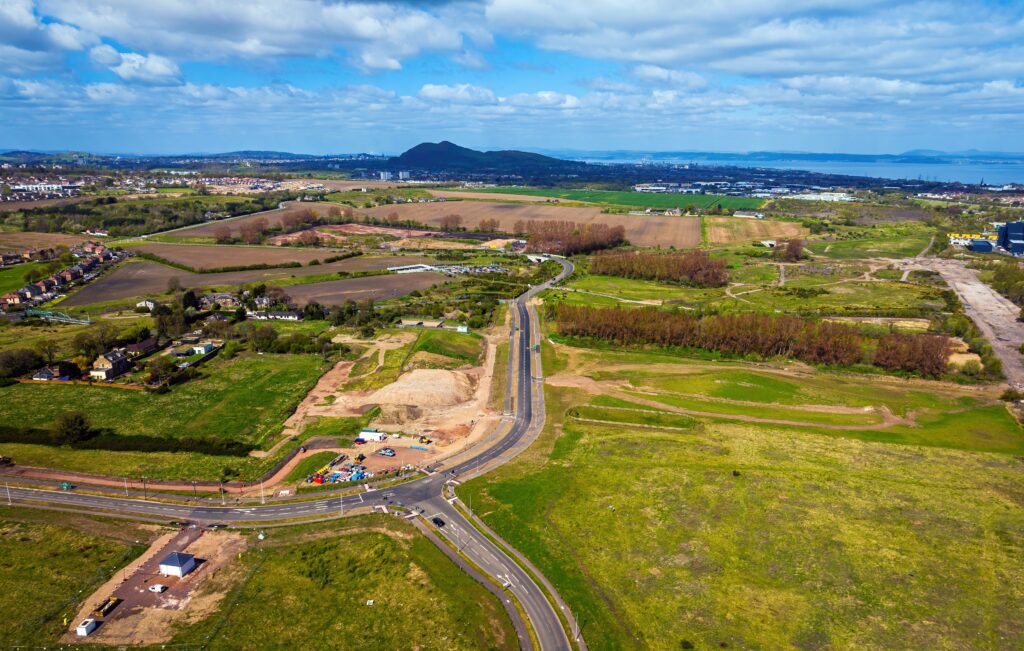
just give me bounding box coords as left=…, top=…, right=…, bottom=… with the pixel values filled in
left=902, top=258, right=1024, bottom=386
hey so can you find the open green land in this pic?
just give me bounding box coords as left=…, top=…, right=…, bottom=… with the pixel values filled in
left=0, top=261, right=46, bottom=294
left=169, top=517, right=517, bottom=650
left=0, top=507, right=149, bottom=648
left=460, top=336, right=1024, bottom=649
left=807, top=224, right=936, bottom=259
left=470, top=187, right=763, bottom=211
left=0, top=353, right=322, bottom=444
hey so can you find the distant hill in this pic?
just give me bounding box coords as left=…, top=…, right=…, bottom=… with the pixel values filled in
left=391, top=141, right=581, bottom=173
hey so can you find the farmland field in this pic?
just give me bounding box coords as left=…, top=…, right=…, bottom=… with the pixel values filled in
left=459, top=340, right=1024, bottom=650
left=463, top=187, right=764, bottom=211
left=171, top=201, right=343, bottom=239
left=362, top=201, right=702, bottom=248
left=128, top=242, right=345, bottom=270
left=704, top=216, right=807, bottom=245
left=0, top=231, right=91, bottom=251
left=281, top=272, right=447, bottom=306
left=59, top=255, right=433, bottom=306
left=0, top=508, right=149, bottom=648
left=168, top=517, right=516, bottom=650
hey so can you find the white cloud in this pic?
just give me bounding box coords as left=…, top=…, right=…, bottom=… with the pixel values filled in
left=419, top=83, right=498, bottom=105
left=631, top=64, right=705, bottom=89
left=40, top=0, right=474, bottom=71
left=90, top=44, right=181, bottom=84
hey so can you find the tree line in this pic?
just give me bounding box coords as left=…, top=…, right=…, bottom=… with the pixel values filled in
left=512, top=220, right=626, bottom=255
left=590, top=250, right=728, bottom=287
left=555, top=305, right=953, bottom=376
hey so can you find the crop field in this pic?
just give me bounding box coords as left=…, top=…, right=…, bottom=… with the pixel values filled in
left=282, top=272, right=447, bottom=306
left=59, top=255, right=433, bottom=306
left=128, top=243, right=345, bottom=270
left=169, top=517, right=516, bottom=650
left=0, top=508, right=149, bottom=648
left=704, top=216, right=807, bottom=245
left=464, top=187, right=764, bottom=211
left=0, top=353, right=322, bottom=444
left=460, top=341, right=1024, bottom=650
left=361, top=201, right=702, bottom=248
left=0, top=231, right=90, bottom=251
left=561, top=275, right=727, bottom=305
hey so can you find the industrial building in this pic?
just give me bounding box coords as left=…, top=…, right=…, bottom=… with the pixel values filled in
left=997, top=222, right=1024, bottom=255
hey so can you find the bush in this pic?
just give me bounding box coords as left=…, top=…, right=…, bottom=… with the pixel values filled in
left=590, top=250, right=728, bottom=287
left=50, top=411, right=97, bottom=445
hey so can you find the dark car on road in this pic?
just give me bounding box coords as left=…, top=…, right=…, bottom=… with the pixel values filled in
left=431, top=516, right=445, bottom=527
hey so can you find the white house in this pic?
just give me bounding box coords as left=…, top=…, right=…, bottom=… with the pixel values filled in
left=136, top=300, right=157, bottom=311
left=192, top=342, right=214, bottom=355
left=158, top=551, right=196, bottom=578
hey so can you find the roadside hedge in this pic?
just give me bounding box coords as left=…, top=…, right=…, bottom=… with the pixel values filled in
left=0, top=424, right=253, bottom=456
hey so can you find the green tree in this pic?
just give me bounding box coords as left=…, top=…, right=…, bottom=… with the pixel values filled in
left=50, top=411, right=96, bottom=445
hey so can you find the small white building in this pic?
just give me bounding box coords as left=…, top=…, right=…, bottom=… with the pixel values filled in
left=76, top=618, right=98, bottom=636
left=192, top=342, right=214, bottom=355
left=359, top=429, right=388, bottom=442
left=158, top=551, right=196, bottom=578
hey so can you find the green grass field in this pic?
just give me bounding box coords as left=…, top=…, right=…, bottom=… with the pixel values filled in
left=808, top=225, right=935, bottom=259
left=0, top=352, right=323, bottom=444
left=0, top=508, right=149, bottom=648
left=169, top=517, right=517, bottom=650
left=461, top=378, right=1024, bottom=649
left=285, top=451, right=339, bottom=481
left=0, top=261, right=46, bottom=294
left=472, top=187, right=763, bottom=211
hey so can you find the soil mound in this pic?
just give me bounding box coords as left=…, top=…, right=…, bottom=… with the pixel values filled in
left=368, top=369, right=475, bottom=407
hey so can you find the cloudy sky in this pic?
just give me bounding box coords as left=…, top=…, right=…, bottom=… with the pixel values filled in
left=2, top=0, right=1024, bottom=154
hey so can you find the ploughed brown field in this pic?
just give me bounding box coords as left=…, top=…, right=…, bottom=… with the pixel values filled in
left=175, top=202, right=341, bottom=238
left=60, top=255, right=433, bottom=306
left=284, top=272, right=446, bottom=306
left=0, top=231, right=93, bottom=251
left=362, top=201, right=701, bottom=248
left=131, top=243, right=345, bottom=270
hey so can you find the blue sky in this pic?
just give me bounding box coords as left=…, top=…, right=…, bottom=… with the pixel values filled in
left=2, top=0, right=1024, bottom=155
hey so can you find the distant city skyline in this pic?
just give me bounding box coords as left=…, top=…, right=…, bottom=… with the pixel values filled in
left=3, top=1, right=1024, bottom=155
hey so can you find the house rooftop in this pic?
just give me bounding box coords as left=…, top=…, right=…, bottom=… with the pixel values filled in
left=159, top=551, right=194, bottom=567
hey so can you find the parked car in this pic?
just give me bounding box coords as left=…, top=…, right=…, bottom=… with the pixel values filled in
left=148, top=584, right=167, bottom=593
left=378, top=448, right=396, bottom=457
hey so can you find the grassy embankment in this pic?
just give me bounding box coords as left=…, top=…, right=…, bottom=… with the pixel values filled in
left=0, top=507, right=150, bottom=648
left=458, top=338, right=1024, bottom=650
left=168, top=516, right=517, bottom=650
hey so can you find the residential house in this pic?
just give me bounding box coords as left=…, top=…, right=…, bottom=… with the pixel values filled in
left=32, top=367, right=57, bottom=381
left=89, top=350, right=130, bottom=380
left=2, top=292, right=21, bottom=305
left=136, top=299, right=157, bottom=311
left=21, top=284, right=42, bottom=299
left=125, top=337, right=159, bottom=358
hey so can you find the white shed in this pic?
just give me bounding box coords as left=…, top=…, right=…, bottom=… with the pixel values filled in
left=158, top=551, right=196, bottom=578
left=76, top=619, right=98, bottom=636
left=359, top=429, right=388, bottom=442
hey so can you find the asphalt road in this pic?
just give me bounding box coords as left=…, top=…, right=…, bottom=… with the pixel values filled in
left=5, top=256, right=577, bottom=651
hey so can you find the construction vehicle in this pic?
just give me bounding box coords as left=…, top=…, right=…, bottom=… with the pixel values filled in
left=92, top=596, right=121, bottom=618
left=355, top=453, right=366, bottom=463
left=418, top=435, right=431, bottom=445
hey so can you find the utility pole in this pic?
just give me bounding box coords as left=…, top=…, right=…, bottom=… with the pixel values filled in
left=5, top=482, right=10, bottom=506
left=141, top=476, right=147, bottom=500
left=339, top=494, right=344, bottom=519
left=123, top=477, right=128, bottom=497
left=260, top=480, right=265, bottom=505
left=192, top=481, right=197, bottom=501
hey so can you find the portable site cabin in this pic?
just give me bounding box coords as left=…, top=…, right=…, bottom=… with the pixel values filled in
left=158, top=551, right=196, bottom=578
left=76, top=619, right=98, bottom=636
left=359, top=429, right=388, bottom=442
